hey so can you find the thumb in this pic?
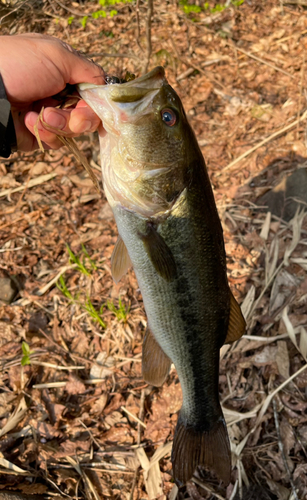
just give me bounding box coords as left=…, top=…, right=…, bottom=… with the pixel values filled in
left=58, top=41, right=105, bottom=86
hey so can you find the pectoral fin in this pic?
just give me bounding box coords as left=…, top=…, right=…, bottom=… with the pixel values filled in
left=142, top=326, right=171, bottom=387
left=139, top=223, right=176, bottom=281
left=111, top=235, right=132, bottom=284
left=224, top=291, right=246, bottom=344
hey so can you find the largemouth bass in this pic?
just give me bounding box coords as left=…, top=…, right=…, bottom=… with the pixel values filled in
left=78, top=67, right=246, bottom=485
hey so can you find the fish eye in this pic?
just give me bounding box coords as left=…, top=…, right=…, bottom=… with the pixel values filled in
left=161, top=108, right=177, bottom=127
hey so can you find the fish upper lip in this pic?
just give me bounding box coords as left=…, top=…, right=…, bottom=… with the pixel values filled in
left=78, top=66, right=166, bottom=98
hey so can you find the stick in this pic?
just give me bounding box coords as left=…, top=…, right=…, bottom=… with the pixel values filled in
left=143, top=0, right=153, bottom=74
left=87, top=52, right=140, bottom=61
left=231, top=45, right=294, bottom=79
left=272, top=399, right=299, bottom=500
left=297, top=52, right=305, bottom=140
left=0, top=173, right=58, bottom=199
left=283, top=0, right=307, bottom=5
left=219, top=109, right=307, bottom=175
left=121, top=406, right=147, bottom=428
left=135, top=0, right=142, bottom=52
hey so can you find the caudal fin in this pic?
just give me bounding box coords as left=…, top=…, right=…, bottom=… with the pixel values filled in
left=171, top=417, right=231, bottom=486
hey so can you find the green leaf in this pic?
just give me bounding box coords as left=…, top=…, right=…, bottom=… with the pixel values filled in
left=21, top=342, right=33, bottom=366
left=80, top=15, right=88, bottom=29
left=22, top=342, right=32, bottom=356
left=67, top=16, right=74, bottom=24
left=92, top=9, right=107, bottom=18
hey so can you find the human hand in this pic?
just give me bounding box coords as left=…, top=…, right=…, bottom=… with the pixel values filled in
left=0, top=33, right=105, bottom=152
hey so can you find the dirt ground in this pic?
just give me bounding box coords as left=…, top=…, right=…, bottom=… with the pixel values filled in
left=1, top=1, right=307, bottom=499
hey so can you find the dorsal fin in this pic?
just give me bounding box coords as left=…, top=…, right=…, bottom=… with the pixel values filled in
left=224, top=290, right=246, bottom=344
left=142, top=326, right=171, bottom=387
left=111, top=235, right=132, bottom=284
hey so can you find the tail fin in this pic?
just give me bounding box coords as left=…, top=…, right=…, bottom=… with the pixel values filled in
left=171, top=416, right=231, bottom=486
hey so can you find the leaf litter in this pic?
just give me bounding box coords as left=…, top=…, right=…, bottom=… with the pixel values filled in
left=2, top=1, right=307, bottom=499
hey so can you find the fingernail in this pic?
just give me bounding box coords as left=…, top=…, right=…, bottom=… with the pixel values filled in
left=44, top=110, right=67, bottom=130
left=82, top=120, right=93, bottom=132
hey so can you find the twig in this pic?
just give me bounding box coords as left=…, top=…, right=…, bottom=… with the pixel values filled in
left=135, top=0, right=142, bottom=52
left=53, top=0, right=87, bottom=17
left=87, top=52, right=140, bottom=61
left=191, top=476, right=225, bottom=500
left=272, top=399, right=299, bottom=500
left=297, top=52, right=305, bottom=140
left=0, top=173, right=58, bottom=199
left=219, top=109, right=307, bottom=175
left=226, top=42, right=294, bottom=79
left=129, top=389, right=146, bottom=500
left=0, top=0, right=31, bottom=25
left=143, top=0, right=153, bottom=74
left=138, top=389, right=146, bottom=445
left=283, top=0, right=307, bottom=5
left=121, top=406, right=146, bottom=428
left=254, top=361, right=307, bottom=429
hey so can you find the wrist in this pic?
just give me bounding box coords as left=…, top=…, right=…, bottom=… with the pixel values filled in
left=0, top=72, right=17, bottom=158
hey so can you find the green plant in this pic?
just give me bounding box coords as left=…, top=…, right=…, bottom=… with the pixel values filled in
left=56, top=274, right=75, bottom=302
left=84, top=298, right=106, bottom=328
left=21, top=342, right=34, bottom=366
left=107, top=297, right=130, bottom=322
left=80, top=15, right=88, bottom=28
left=81, top=244, right=97, bottom=272
left=56, top=246, right=105, bottom=328
left=92, top=9, right=107, bottom=18
left=67, top=15, right=74, bottom=24
left=66, top=244, right=95, bottom=276
left=179, top=0, right=245, bottom=16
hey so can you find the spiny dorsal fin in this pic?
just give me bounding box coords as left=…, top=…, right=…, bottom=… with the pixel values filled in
left=138, top=223, right=176, bottom=281
left=111, top=235, right=132, bottom=284
left=225, top=290, right=246, bottom=344
left=142, top=325, right=171, bottom=387
left=172, top=416, right=231, bottom=486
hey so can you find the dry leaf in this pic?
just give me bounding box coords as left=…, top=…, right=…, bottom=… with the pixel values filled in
left=276, top=341, right=290, bottom=379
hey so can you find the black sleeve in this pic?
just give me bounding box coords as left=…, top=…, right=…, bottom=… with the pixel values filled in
left=0, top=73, right=17, bottom=158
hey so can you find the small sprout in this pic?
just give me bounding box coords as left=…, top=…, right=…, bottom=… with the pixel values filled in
left=66, top=244, right=92, bottom=276
left=107, top=297, right=130, bottom=322
left=81, top=244, right=97, bottom=271
left=80, top=15, right=88, bottom=29
left=67, top=16, right=74, bottom=24
left=56, top=274, right=74, bottom=302
left=84, top=298, right=106, bottom=328
left=92, top=9, right=107, bottom=19
left=21, top=342, right=34, bottom=366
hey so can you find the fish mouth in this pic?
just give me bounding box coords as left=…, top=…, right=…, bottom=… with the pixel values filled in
left=108, top=66, right=166, bottom=102
left=78, top=66, right=166, bottom=129
left=78, top=66, right=165, bottom=104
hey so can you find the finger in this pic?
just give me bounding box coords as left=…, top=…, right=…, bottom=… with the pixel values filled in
left=41, top=105, right=100, bottom=135
left=69, top=104, right=101, bottom=134
left=25, top=111, right=64, bottom=149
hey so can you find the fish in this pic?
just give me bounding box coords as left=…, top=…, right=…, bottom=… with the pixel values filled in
left=78, top=67, right=246, bottom=486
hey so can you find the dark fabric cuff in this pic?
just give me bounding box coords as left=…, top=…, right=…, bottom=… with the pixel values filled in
left=0, top=73, right=17, bottom=158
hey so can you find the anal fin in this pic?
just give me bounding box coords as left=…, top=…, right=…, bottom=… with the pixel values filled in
left=142, top=326, right=171, bottom=387
left=111, top=235, right=132, bottom=284
left=224, top=290, right=246, bottom=344
left=172, top=416, right=231, bottom=486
